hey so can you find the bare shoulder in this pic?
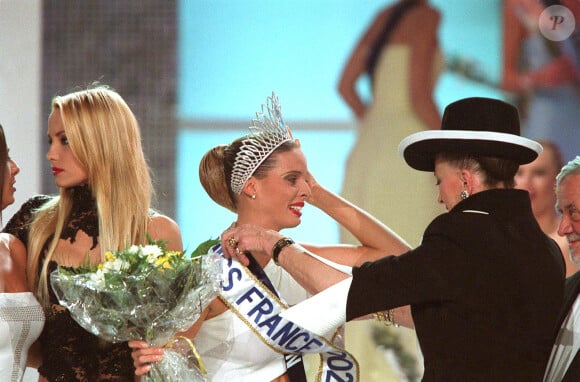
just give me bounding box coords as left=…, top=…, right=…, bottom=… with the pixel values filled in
left=411, top=5, right=441, bottom=23
left=8, top=234, right=26, bottom=265
left=149, top=213, right=180, bottom=234
left=0, top=233, right=28, bottom=292
left=0, top=233, right=10, bottom=266
left=148, top=214, right=183, bottom=251
left=366, top=6, right=395, bottom=38
left=386, top=3, right=440, bottom=42
left=0, top=233, right=25, bottom=265
left=150, top=213, right=179, bottom=226
left=404, top=4, right=440, bottom=39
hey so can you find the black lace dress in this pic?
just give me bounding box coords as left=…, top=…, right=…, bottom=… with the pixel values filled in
left=2, top=186, right=134, bottom=381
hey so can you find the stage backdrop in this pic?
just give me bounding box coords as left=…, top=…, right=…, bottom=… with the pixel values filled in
left=176, top=0, right=503, bottom=249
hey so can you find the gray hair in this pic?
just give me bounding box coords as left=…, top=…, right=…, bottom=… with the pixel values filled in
left=556, top=156, right=580, bottom=190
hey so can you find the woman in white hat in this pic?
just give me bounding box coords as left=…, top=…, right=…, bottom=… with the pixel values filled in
left=222, top=97, right=566, bottom=381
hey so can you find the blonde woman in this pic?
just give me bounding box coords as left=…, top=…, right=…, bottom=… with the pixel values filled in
left=2, top=86, right=182, bottom=382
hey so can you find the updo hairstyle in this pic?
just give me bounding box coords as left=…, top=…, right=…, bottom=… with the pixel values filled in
left=199, top=136, right=298, bottom=212
left=437, top=151, right=520, bottom=189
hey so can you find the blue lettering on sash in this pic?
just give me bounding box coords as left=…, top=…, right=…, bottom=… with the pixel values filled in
left=219, top=244, right=242, bottom=292
left=235, top=286, right=264, bottom=306
left=213, top=244, right=233, bottom=267
left=324, top=350, right=354, bottom=382
left=247, top=295, right=274, bottom=323
left=259, top=316, right=325, bottom=353
left=222, top=267, right=242, bottom=291
left=212, top=243, right=222, bottom=254
left=286, top=332, right=310, bottom=351
left=215, top=242, right=358, bottom=381
left=297, top=338, right=324, bottom=352
left=325, top=371, right=353, bottom=382
left=327, top=351, right=354, bottom=371
left=258, top=314, right=282, bottom=335
left=271, top=322, right=302, bottom=346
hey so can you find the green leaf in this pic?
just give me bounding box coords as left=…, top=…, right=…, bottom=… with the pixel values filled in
left=145, top=232, right=168, bottom=249
left=190, top=237, right=220, bottom=258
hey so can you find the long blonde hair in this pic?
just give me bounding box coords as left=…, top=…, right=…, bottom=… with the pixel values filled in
left=28, top=85, right=153, bottom=304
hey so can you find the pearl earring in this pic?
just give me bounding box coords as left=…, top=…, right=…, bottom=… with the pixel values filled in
left=460, top=181, right=469, bottom=200
left=251, top=194, right=256, bottom=199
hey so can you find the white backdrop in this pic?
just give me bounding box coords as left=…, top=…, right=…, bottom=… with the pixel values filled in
left=0, top=0, right=42, bottom=223
left=0, top=2, right=42, bottom=380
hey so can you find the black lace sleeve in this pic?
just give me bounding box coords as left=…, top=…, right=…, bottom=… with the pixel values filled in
left=2, top=195, right=53, bottom=246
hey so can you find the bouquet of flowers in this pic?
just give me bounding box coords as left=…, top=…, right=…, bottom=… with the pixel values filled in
left=50, top=236, right=222, bottom=382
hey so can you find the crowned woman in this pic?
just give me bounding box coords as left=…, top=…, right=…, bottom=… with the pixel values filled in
left=130, top=93, right=411, bottom=382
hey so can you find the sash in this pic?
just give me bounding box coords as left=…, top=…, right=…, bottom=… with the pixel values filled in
left=211, top=243, right=359, bottom=382
left=245, top=250, right=307, bottom=382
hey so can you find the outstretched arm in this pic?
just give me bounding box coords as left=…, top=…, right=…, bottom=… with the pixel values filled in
left=222, top=226, right=415, bottom=329
left=301, top=174, right=411, bottom=267
left=222, top=225, right=348, bottom=293
left=525, top=55, right=579, bottom=88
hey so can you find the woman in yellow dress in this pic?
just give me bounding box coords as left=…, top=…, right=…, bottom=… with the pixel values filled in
left=337, top=1, right=445, bottom=380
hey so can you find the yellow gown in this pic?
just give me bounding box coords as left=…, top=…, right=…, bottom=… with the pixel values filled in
left=339, top=44, right=446, bottom=382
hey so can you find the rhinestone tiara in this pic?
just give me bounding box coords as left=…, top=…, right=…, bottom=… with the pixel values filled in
left=230, top=92, right=293, bottom=194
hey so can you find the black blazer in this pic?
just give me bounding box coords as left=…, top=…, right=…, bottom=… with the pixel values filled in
left=348, top=189, right=565, bottom=381
left=561, top=272, right=580, bottom=381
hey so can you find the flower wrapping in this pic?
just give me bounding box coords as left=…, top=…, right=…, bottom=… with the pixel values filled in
left=50, top=237, right=222, bottom=382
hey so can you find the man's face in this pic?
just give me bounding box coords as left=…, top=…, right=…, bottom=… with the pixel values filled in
left=557, top=174, right=580, bottom=265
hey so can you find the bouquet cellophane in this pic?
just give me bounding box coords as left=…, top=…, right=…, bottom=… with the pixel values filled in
left=50, top=238, right=222, bottom=382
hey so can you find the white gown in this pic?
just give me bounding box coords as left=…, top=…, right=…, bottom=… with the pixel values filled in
left=0, top=292, right=44, bottom=382
left=194, top=259, right=311, bottom=381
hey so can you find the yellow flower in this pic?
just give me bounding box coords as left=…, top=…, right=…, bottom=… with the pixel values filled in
left=154, top=255, right=174, bottom=270
left=105, top=251, right=116, bottom=262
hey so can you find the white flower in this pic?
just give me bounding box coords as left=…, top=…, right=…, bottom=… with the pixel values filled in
left=127, top=245, right=140, bottom=254
left=104, top=258, right=130, bottom=272
left=89, top=269, right=106, bottom=288
left=141, top=244, right=163, bottom=264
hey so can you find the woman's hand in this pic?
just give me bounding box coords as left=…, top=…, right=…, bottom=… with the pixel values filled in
left=128, top=340, right=164, bottom=376
left=305, top=171, right=323, bottom=206
left=221, top=224, right=283, bottom=265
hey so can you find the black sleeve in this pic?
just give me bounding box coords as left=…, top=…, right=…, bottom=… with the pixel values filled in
left=346, top=214, right=470, bottom=320
left=2, top=195, right=52, bottom=246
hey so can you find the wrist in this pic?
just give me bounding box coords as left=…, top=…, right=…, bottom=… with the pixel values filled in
left=272, top=237, right=295, bottom=265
